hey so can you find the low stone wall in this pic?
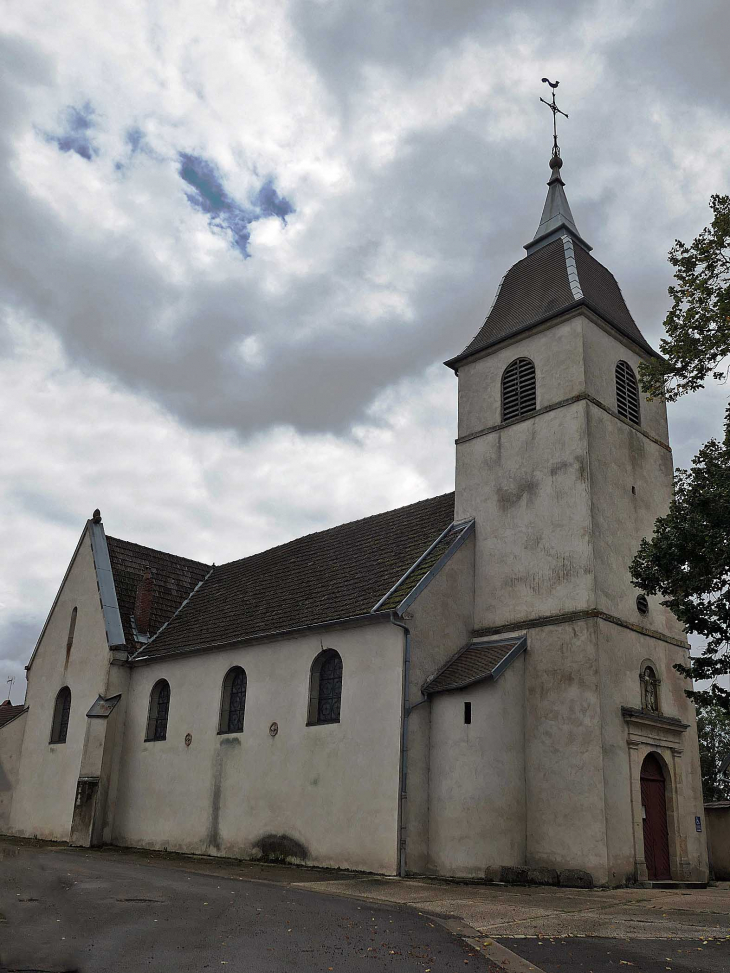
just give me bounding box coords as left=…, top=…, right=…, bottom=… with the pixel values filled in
left=705, top=803, right=730, bottom=880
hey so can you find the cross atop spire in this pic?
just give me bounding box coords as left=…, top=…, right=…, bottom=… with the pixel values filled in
left=540, top=78, right=568, bottom=160
left=525, top=79, right=592, bottom=255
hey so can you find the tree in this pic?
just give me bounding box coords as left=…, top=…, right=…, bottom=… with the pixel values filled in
left=696, top=703, right=730, bottom=802
left=640, top=194, right=730, bottom=401
left=630, top=195, right=730, bottom=711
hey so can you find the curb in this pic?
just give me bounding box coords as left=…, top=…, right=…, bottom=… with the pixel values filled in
left=432, top=917, right=546, bottom=973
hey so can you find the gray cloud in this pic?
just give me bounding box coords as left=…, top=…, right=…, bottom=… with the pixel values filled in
left=1, top=3, right=729, bottom=700
left=1, top=10, right=729, bottom=440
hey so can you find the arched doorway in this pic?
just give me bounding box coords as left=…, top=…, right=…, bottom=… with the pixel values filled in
left=641, top=753, right=671, bottom=880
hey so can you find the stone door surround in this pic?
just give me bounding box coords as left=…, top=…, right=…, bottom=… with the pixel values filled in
left=622, top=707, right=690, bottom=883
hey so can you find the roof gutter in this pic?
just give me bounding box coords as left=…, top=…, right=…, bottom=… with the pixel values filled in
left=390, top=614, right=411, bottom=878
left=389, top=612, right=428, bottom=878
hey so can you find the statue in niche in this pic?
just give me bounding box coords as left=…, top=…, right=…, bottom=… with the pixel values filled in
left=642, top=665, right=659, bottom=713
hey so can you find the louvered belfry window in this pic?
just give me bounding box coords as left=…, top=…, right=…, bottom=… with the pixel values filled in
left=501, top=358, right=537, bottom=422
left=615, top=361, right=641, bottom=425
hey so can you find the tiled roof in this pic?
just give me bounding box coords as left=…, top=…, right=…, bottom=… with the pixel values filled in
left=447, top=237, right=655, bottom=367
left=422, top=635, right=526, bottom=694
left=0, top=701, right=26, bottom=728
left=106, top=536, right=211, bottom=648
left=139, top=492, right=456, bottom=658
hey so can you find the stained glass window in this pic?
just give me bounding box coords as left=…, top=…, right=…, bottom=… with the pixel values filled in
left=51, top=687, right=71, bottom=744
left=146, top=680, right=170, bottom=741
left=316, top=651, right=342, bottom=724
left=220, top=667, right=247, bottom=733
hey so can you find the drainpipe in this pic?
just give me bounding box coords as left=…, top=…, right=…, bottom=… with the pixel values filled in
left=391, top=614, right=428, bottom=878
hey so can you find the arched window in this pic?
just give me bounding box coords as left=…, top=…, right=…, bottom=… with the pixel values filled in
left=616, top=361, right=641, bottom=425
left=65, top=607, right=77, bottom=662
left=145, top=679, right=170, bottom=741
left=641, top=665, right=660, bottom=714
left=308, top=649, right=343, bottom=725
left=50, top=687, right=72, bottom=744
left=219, top=667, right=247, bottom=733
left=501, top=358, right=537, bottom=422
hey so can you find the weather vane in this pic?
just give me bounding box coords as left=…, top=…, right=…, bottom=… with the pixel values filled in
left=540, top=78, right=568, bottom=159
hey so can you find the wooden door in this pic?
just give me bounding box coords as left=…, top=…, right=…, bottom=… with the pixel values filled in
left=641, top=753, right=671, bottom=880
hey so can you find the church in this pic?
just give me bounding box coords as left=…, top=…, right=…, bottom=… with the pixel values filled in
left=0, top=134, right=709, bottom=887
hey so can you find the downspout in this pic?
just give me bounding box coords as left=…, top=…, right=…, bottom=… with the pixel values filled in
left=391, top=614, right=428, bottom=878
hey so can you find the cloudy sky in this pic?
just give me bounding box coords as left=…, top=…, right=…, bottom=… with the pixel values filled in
left=1, top=0, right=729, bottom=702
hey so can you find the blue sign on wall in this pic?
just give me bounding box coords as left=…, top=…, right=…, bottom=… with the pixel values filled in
left=695, top=815, right=702, bottom=833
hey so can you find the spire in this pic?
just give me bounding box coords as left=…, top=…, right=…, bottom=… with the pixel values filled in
left=525, top=79, right=592, bottom=255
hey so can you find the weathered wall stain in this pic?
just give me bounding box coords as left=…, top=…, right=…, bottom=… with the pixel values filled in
left=207, top=736, right=240, bottom=852
left=497, top=475, right=538, bottom=510
left=253, top=832, right=309, bottom=863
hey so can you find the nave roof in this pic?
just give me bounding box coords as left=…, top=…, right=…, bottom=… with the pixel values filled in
left=121, top=492, right=460, bottom=660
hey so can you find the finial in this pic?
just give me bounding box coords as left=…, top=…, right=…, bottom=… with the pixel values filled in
left=92, top=508, right=102, bottom=523
left=540, top=78, right=568, bottom=161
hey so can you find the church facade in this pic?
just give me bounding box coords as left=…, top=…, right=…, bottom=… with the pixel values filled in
left=0, top=149, right=708, bottom=886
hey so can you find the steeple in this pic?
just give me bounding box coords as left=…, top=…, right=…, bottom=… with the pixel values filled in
left=526, top=78, right=592, bottom=255
left=525, top=154, right=592, bottom=255
left=444, top=79, right=657, bottom=371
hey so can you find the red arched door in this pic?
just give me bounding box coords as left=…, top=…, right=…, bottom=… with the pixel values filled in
left=641, top=753, right=671, bottom=880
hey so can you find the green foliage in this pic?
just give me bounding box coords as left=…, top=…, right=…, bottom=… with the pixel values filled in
left=696, top=702, right=730, bottom=802
left=631, top=194, right=730, bottom=729
left=640, top=194, right=730, bottom=401
left=630, top=405, right=730, bottom=710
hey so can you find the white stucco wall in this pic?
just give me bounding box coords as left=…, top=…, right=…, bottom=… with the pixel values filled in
left=456, top=399, right=593, bottom=629
left=8, top=529, right=113, bottom=840
left=582, top=322, right=669, bottom=444
left=523, top=619, right=609, bottom=881
left=402, top=536, right=475, bottom=873
left=586, top=405, right=684, bottom=639
left=428, top=655, right=525, bottom=877
left=0, top=712, right=27, bottom=831
left=113, top=620, right=404, bottom=874
left=456, top=315, right=586, bottom=440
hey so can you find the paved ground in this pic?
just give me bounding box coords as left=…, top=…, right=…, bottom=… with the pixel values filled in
left=2, top=839, right=730, bottom=973
left=502, top=936, right=730, bottom=973
left=289, top=875, right=730, bottom=940
left=0, top=842, right=494, bottom=973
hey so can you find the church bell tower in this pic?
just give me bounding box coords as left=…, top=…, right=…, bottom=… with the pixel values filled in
left=445, top=84, right=707, bottom=885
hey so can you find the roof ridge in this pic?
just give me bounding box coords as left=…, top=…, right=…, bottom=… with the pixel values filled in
left=106, top=535, right=211, bottom=569
left=218, top=491, right=456, bottom=570
left=561, top=234, right=583, bottom=300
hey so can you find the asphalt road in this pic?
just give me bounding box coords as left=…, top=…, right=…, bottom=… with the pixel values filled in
left=502, top=935, right=730, bottom=973
left=0, top=844, right=494, bottom=973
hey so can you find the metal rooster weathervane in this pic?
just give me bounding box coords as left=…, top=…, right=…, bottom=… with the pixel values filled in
left=540, top=78, right=568, bottom=158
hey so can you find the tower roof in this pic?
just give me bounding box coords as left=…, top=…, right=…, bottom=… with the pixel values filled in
left=526, top=155, right=592, bottom=255
left=446, top=154, right=657, bottom=370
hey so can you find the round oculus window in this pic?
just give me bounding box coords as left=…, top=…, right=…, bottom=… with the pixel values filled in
left=636, top=594, right=649, bottom=616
